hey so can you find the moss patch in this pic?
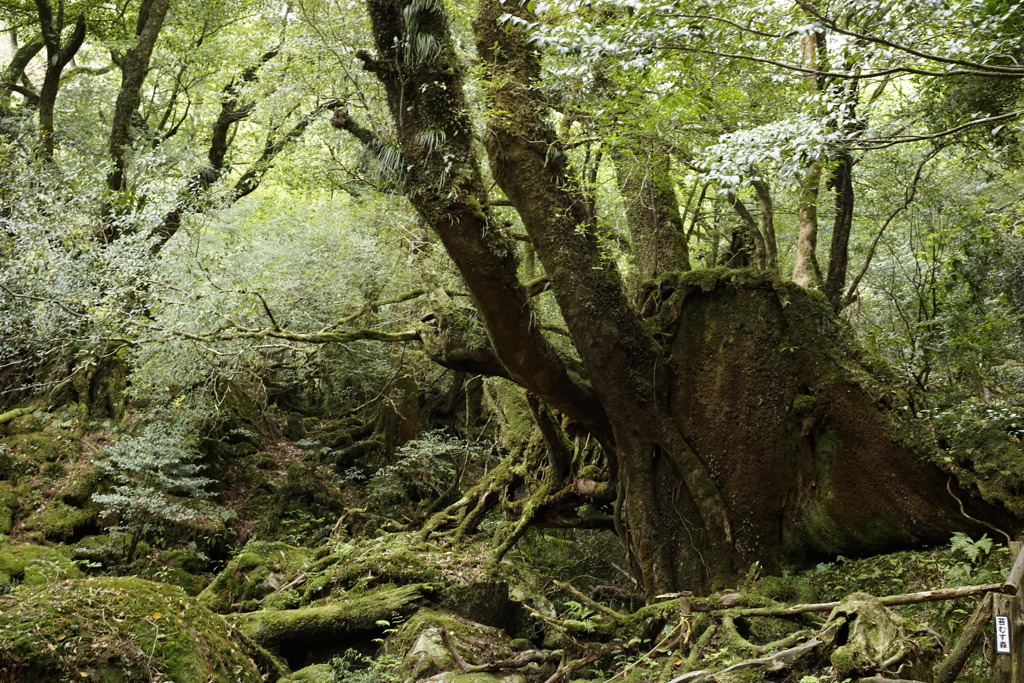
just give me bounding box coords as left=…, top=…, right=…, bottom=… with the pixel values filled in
left=22, top=499, right=98, bottom=542
left=198, top=541, right=315, bottom=613
left=0, top=541, right=82, bottom=586
left=230, top=582, right=432, bottom=648
left=0, top=576, right=263, bottom=681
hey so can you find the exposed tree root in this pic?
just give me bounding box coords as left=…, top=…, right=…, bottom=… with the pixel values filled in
left=419, top=396, right=617, bottom=565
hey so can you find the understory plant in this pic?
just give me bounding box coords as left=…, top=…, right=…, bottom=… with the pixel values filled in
left=92, top=414, right=227, bottom=560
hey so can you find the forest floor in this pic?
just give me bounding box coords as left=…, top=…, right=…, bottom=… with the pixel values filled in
left=0, top=405, right=1013, bottom=682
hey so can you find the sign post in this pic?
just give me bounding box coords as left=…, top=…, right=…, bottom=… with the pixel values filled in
left=994, top=540, right=1024, bottom=682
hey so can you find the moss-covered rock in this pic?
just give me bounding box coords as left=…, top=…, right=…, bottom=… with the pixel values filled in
left=419, top=674, right=527, bottom=683
left=439, top=580, right=514, bottom=630
left=0, top=576, right=264, bottom=681
left=279, top=663, right=333, bottom=682
left=22, top=499, right=98, bottom=541
left=198, top=541, right=315, bottom=613
left=301, top=538, right=442, bottom=603
left=0, top=541, right=82, bottom=586
left=385, top=609, right=526, bottom=682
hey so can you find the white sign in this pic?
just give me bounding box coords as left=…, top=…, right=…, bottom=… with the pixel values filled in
left=995, top=615, right=1012, bottom=654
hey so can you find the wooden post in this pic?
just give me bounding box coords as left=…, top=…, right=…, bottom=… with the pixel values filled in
left=935, top=592, right=992, bottom=683
left=992, top=591, right=1014, bottom=683
left=1012, top=541, right=1024, bottom=682
left=994, top=540, right=1024, bottom=682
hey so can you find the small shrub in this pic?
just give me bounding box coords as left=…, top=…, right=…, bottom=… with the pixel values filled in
left=92, top=417, right=226, bottom=560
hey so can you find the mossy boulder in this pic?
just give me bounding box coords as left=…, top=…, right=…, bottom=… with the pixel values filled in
left=439, top=580, right=514, bottom=630
left=419, top=674, right=527, bottom=683
left=0, top=576, right=264, bottom=681
left=301, top=538, right=442, bottom=603
left=0, top=541, right=82, bottom=587
left=198, top=541, right=315, bottom=613
left=2, top=411, right=41, bottom=435
left=385, top=609, right=526, bottom=682
left=280, top=663, right=333, bottom=682
left=22, top=499, right=98, bottom=541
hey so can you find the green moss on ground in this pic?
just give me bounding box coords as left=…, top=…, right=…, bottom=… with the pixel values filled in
left=23, top=499, right=98, bottom=541
left=198, top=541, right=316, bottom=613
left=279, top=663, right=333, bottom=681
left=0, top=576, right=263, bottom=682
left=230, top=582, right=432, bottom=648
left=0, top=540, right=82, bottom=587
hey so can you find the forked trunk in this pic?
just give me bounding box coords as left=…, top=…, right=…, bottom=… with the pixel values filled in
left=351, top=0, right=1017, bottom=598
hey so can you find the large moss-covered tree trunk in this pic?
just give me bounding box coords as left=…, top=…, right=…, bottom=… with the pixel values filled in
left=344, top=0, right=1018, bottom=598
left=624, top=271, right=1013, bottom=593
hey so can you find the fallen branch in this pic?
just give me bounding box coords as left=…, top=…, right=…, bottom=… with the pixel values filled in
left=543, top=653, right=600, bottom=683
left=668, top=637, right=822, bottom=682
left=695, top=582, right=1002, bottom=617
left=466, top=650, right=562, bottom=672
left=439, top=628, right=470, bottom=670
left=0, top=407, right=32, bottom=426
left=228, top=583, right=431, bottom=647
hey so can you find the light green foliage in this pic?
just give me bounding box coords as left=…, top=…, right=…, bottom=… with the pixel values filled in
left=92, top=415, right=227, bottom=558
left=363, top=430, right=490, bottom=518
left=326, top=649, right=399, bottom=683
left=950, top=531, right=994, bottom=564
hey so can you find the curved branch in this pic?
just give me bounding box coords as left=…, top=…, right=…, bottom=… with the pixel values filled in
left=797, top=0, right=1024, bottom=77
left=842, top=147, right=940, bottom=308
left=851, top=110, right=1024, bottom=150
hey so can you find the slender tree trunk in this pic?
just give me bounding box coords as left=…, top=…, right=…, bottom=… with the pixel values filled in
left=824, top=151, right=855, bottom=308
left=33, top=1, right=85, bottom=161
left=612, top=144, right=692, bottom=295
left=792, top=31, right=825, bottom=287
left=751, top=179, right=777, bottom=273
left=106, top=0, right=171, bottom=195
left=793, top=166, right=822, bottom=286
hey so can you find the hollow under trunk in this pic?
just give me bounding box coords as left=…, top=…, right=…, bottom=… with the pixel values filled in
left=615, top=271, right=1014, bottom=595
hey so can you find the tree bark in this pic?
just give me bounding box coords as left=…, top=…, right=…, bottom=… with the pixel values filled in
left=349, top=0, right=1019, bottom=597
left=34, top=2, right=85, bottom=160
left=824, top=150, right=855, bottom=309
left=792, top=165, right=823, bottom=286
left=106, top=0, right=171, bottom=194
left=612, top=144, right=692, bottom=295
left=792, top=31, right=825, bottom=287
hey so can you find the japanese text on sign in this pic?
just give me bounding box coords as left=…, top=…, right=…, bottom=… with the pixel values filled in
left=995, top=615, right=1011, bottom=654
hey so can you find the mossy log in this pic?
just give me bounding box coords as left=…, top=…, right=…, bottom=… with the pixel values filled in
left=229, top=583, right=433, bottom=648
left=0, top=408, right=31, bottom=426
